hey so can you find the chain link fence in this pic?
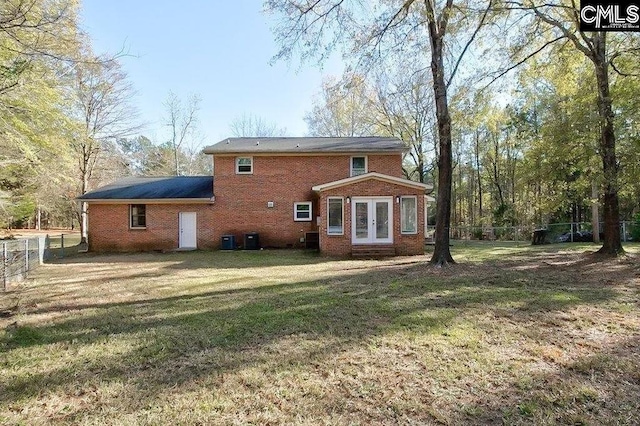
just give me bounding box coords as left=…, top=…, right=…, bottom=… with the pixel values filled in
left=44, top=233, right=83, bottom=260
left=1, top=237, right=44, bottom=291
left=426, top=221, right=639, bottom=245
left=1, top=233, right=83, bottom=291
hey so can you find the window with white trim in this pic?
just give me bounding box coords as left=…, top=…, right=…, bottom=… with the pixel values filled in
left=236, top=157, right=253, bottom=174
left=401, top=196, right=417, bottom=234
left=327, top=197, right=344, bottom=235
left=350, top=156, right=367, bottom=176
left=130, top=204, right=146, bottom=228
left=294, top=202, right=312, bottom=221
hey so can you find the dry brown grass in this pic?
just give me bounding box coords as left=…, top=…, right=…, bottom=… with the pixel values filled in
left=1, top=243, right=639, bottom=425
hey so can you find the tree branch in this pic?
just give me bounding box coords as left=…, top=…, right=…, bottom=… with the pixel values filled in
left=447, top=0, right=493, bottom=89
left=483, top=35, right=564, bottom=88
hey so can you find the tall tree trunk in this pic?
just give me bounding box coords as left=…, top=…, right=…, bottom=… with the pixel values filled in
left=430, top=34, right=454, bottom=266
left=468, top=169, right=474, bottom=227
left=592, top=181, right=600, bottom=243
left=491, top=135, right=505, bottom=208
left=174, top=143, right=180, bottom=176
left=475, top=130, right=483, bottom=225
left=457, top=149, right=463, bottom=226
left=452, top=175, right=457, bottom=226
left=80, top=171, right=89, bottom=244
left=592, top=33, right=622, bottom=254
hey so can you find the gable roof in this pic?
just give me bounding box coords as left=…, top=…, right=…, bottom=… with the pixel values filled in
left=203, top=137, right=406, bottom=154
left=77, top=176, right=214, bottom=202
left=312, top=172, right=433, bottom=193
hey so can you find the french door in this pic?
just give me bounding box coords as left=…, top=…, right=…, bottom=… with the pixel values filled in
left=351, top=197, right=393, bottom=244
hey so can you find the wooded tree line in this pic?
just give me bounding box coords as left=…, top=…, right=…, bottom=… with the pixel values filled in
left=448, top=48, right=640, bottom=232
left=0, top=0, right=212, bottom=239
left=302, top=47, right=640, bottom=231
left=267, top=0, right=640, bottom=261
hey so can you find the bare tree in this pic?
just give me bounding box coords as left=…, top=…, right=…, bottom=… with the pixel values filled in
left=164, top=91, right=201, bottom=175
left=370, top=69, right=437, bottom=183
left=304, top=68, right=436, bottom=183
left=230, top=113, right=287, bottom=137
left=70, top=54, right=140, bottom=243
left=305, top=75, right=375, bottom=137
left=266, top=0, right=493, bottom=266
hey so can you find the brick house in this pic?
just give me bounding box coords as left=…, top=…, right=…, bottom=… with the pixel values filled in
left=79, top=137, right=434, bottom=256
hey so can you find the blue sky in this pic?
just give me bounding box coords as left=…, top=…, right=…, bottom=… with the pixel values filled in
left=80, top=0, right=343, bottom=144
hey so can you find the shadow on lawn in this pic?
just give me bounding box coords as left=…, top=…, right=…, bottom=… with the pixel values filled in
left=46, top=248, right=331, bottom=269
left=0, top=252, right=636, bottom=422
left=462, top=335, right=640, bottom=424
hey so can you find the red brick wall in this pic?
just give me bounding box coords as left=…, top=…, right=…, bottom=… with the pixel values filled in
left=88, top=203, right=217, bottom=252
left=210, top=154, right=403, bottom=248
left=87, top=153, right=408, bottom=253
left=318, top=179, right=425, bottom=256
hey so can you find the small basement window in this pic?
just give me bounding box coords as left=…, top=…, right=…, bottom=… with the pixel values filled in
left=236, top=157, right=253, bottom=174
left=294, top=202, right=312, bottom=221
left=350, top=156, right=367, bottom=176
left=327, top=197, right=344, bottom=235
left=130, top=204, right=146, bottom=228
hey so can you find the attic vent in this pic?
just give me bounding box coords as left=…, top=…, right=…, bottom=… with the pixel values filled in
left=256, top=141, right=260, bottom=145
left=225, top=140, right=230, bottom=144
left=296, top=143, right=300, bottom=148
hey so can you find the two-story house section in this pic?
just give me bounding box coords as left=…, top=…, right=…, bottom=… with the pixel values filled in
left=78, top=137, right=434, bottom=256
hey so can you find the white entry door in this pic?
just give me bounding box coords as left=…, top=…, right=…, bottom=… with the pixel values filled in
left=179, top=212, right=197, bottom=249
left=352, top=197, right=393, bottom=244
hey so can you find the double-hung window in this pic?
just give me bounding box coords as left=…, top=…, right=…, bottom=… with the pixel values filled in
left=350, top=156, right=367, bottom=176
left=294, top=202, right=312, bottom=221
left=400, top=196, right=417, bottom=234
left=236, top=157, right=253, bottom=174
left=130, top=204, right=146, bottom=229
left=327, top=197, right=344, bottom=235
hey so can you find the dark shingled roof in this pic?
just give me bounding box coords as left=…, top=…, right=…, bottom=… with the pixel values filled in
left=78, top=176, right=214, bottom=201
left=202, top=137, right=405, bottom=154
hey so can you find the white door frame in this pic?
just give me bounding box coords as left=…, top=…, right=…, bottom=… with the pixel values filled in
left=351, top=197, right=393, bottom=244
left=179, top=212, right=198, bottom=249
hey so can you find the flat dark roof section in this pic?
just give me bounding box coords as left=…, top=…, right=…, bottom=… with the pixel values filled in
left=203, top=137, right=406, bottom=154
left=78, top=176, right=214, bottom=200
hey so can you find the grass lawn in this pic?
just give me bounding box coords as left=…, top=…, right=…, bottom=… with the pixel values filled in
left=1, top=243, right=639, bottom=424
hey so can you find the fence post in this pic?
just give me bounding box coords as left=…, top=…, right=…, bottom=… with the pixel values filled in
left=61, top=233, right=64, bottom=258
left=25, top=239, right=29, bottom=277
left=570, top=223, right=574, bottom=243
left=38, top=236, right=45, bottom=265
left=44, top=234, right=50, bottom=262
left=2, top=242, right=6, bottom=292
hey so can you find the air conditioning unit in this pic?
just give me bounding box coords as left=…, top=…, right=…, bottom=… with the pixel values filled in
left=244, top=232, right=260, bottom=250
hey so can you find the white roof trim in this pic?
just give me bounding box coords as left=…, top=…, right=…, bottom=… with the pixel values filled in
left=424, top=195, right=436, bottom=202
left=312, top=172, right=433, bottom=192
